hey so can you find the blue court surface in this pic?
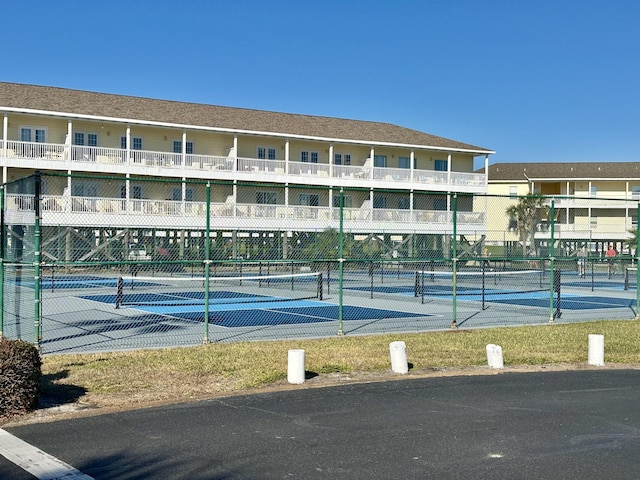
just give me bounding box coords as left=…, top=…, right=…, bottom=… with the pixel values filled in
left=80, top=291, right=425, bottom=328
left=483, top=293, right=636, bottom=310
left=18, top=275, right=156, bottom=290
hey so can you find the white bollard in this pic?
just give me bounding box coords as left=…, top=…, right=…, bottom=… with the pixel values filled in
left=486, top=344, right=504, bottom=369
left=287, top=349, right=306, bottom=384
left=389, top=341, right=409, bottom=374
left=588, top=334, right=605, bottom=366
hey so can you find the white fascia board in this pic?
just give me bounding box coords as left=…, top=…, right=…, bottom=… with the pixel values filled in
left=2, top=106, right=494, bottom=155
left=527, top=177, right=640, bottom=182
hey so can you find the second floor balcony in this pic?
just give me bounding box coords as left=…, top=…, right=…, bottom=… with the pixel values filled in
left=5, top=193, right=486, bottom=234
left=1, top=140, right=487, bottom=193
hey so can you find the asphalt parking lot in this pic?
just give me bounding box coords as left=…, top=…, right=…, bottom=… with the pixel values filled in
left=2, top=368, right=640, bottom=479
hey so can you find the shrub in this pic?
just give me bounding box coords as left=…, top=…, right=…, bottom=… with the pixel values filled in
left=0, top=339, right=42, bottom=418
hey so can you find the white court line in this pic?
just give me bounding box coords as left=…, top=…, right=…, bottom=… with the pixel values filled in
left=0, top=429, right=94, bottom=480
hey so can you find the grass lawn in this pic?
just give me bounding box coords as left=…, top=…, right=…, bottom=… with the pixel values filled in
left=33, top=319, right=640, bottom=414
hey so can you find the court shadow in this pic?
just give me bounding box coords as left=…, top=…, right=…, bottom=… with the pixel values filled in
left=39, top=370, right=88, bottom=408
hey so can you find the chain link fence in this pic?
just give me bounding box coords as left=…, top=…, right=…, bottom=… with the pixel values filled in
left=1, top=172, right=638, bottom=353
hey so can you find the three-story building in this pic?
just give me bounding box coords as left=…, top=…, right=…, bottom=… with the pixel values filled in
left=0, top=82, right=493, bottom=261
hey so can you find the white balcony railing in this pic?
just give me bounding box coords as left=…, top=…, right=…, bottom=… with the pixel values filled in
left=1, top=140, right=487, bottom=190
left=7, top=194, right=484, bottom=229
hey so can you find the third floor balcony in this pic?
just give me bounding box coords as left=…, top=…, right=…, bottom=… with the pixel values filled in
left=1, top=140, right=486, bottom=193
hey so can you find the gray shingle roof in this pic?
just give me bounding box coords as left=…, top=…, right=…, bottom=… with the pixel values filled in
left=487, top=162, right=640, bottom=181
left=0, top=82, right=493, bottom=154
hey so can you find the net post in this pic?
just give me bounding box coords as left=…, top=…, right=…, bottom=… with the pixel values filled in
left=625, top=267, right=629, bottom=290
left=116, top=277, right=123, bottom=308
left=326, top=261, right=330, bottom=295
left=370, top=262, right=374, bottom=299
left=318, top=273, right=323, bottom=300
left=481, top=258, right=486, bottom=310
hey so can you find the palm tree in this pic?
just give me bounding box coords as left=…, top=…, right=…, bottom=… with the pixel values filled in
left=505, top=194, right=548, bottom=257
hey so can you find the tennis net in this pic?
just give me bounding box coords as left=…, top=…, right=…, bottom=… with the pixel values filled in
left=414, top=269, right=547, bottom=297
left=115, top=271, right=323, bottom=308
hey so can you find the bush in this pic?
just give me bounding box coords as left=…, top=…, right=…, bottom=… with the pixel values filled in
left=0, top=339, right=42, bottom=418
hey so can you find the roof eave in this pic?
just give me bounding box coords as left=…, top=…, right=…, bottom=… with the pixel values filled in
left=1, top=105, right=495, bottom=155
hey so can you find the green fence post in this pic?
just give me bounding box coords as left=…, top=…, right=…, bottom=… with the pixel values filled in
left=337, top=188, right=344, bottom=336
left=203, top=181, right=211, bottom=344
left=0, top=184, right=4, bottom=339
left=451, top=193, right=458, bottom=328
left=549, top=198, right=556, bottom=323
left=34, top=172, right=42, bottom=349
left=637, top=202, right=640, bottom=320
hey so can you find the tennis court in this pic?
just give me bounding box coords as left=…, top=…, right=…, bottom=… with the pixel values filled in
left=78, top=271, right=424, bottom=329
left=6, top=264, right=637, bottom=354
left=345, top=266, right=636, bottom=305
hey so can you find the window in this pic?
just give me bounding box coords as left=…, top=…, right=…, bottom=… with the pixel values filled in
left=433, top=197, right=447, bottom=210
left=171, top=187, right=194, bottom=201
left=334, top=153, right=351, bottom=165
left=131, top=185, right=143, bottom=199
left=301, top=151, right=319, bottom=163
left=398, top=157, right=413, bottom=169
left=509, top=186, right=518, bottom=198
left=374, top=155, right=387, bottom=167
left=258, top=147, right=276, bottom=160
left=333, top=195, right=352, bottom=208
left=299, top=194, right=319, bottom=206
left=71, top=182, right=98, bottom=197
left=73, top=132, right=98, bottom=146
left=434, top=159, right=448, bottom=171
left=172, top=141, right=194, bottom=154
left=590, top=185, right=597, bottom=197
left=121, top=137, right=143, bottom=150
left=256, top=191, right=277, bottom=204
left=590, top=216, right=597, bottom=228
left=373, top=196, right=387, bottom=209
left=20, top=127, right=46, bottom=143
left=631, top=186, right=640, bottom=200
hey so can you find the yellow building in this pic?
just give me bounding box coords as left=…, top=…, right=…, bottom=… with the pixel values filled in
left=485, top=162, right=640, bottom=256
left=0, top=82, right=495, bottom=260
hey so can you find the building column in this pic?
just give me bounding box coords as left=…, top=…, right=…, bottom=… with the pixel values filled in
left=126, top=125, right=131, bottom=164
left=370, top=147, right=375, bottom=179
left=181, top=130, right=187, bottom=171
left=285, top=140, right=289, bottom=174
left=329, top=144, right=334, bottom=178
left=232, top=181, right=238, bottom=218
left=410, top=150, right=415, bottom=181
left=484, top=154, right=489, bottom=187
left=66, top=121, right=72, bottom=165
left=2, top=113, right=7, bottom=183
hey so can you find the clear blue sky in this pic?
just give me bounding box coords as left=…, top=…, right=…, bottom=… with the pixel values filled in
left=3, top=0, right=638, bottom=168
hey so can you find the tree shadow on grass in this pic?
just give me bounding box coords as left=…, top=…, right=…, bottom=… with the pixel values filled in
left=39, top=370, right=87, bottom=408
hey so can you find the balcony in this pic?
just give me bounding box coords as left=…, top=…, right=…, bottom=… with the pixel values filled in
left=1, top=140, right=486, bottom=193
left=554, top=195, right=640, bottom=209
left=5, top=193, right=486, bottom=234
